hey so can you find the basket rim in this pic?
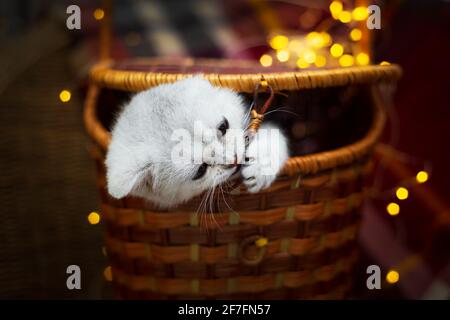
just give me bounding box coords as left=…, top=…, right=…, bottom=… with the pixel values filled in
left=84, top=81, right=386, bottom=176
left=89, top=58, right=402, bottom=93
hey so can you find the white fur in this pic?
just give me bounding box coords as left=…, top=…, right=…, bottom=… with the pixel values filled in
left=242, top=123, right=289, bottom=193
left=105, top=76, right=289, bottom=208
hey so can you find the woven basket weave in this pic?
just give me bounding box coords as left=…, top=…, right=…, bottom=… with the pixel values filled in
left=84, top=58, right=401, bottom=299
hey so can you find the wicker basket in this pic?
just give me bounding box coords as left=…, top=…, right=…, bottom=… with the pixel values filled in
left=84, top=58, right=401, bottom=299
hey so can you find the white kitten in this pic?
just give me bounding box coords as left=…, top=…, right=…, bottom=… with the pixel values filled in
left=105, top=77, right=289, bottom=208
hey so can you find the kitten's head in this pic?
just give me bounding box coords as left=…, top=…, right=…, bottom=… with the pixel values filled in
left=105, top=76, right=247, bottom=207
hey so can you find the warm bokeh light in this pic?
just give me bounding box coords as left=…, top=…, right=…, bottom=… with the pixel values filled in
left=59, top=90, right=71, bottom=103
left=303, top=49, right=317, bottom=64
left=338, top=10, right=352, bottom=23
left=386, top=270, right=400, bottom=284
left=260, top=54, right=273, bottom=67
left=255, top=237, right=268, bottom=247
left=387, top=202, right=400, bottom=216
left=352, top=6, right=368, bottom=21
left=396, top=187, right=409, bottom=200
left=104, top=266, right=113, bottom=281
left=320, top=32, right=332, bottom=46
left=270, top=35, right=289, bottom=50
left=339, top=54, right=354, bottom=67
left=315, top=55, right=327, bottom=67
left=88, top=211, right=101, bottom=225
left=416, top=171, right=429, bottom=183
left=350, top=28, right=362, bottom=41
left=296, top=57, right=309, bottom=69
left=93, top=8, right=105, bottom=20
left=306, top=32, right=323, bottom=48
left=330, top=43, right=344, bottom=57
left=380, top=61, right=391, bottom=66
left=288, top=39, right=303, bottom=52
left=329, top=1, right=343, bottom=19
left=276, top=50, right=290, bottom=62
left=356, top=52, right=370, bottom=65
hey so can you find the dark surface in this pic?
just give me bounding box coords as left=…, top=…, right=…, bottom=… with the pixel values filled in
left=0, top=47, right=110, bottom=299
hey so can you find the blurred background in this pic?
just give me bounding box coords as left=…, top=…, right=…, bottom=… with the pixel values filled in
left=0, top=0, right=449, bottom=299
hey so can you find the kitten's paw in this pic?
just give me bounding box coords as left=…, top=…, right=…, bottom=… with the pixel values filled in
left=241, top=162, right=276, bottom=193
left=241, top=124, right=288, bottom=193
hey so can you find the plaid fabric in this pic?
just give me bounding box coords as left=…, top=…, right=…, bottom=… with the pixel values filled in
left=77, top=0, right=331, bottom=61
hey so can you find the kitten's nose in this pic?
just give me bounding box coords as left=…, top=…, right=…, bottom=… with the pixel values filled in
left=224, top=154, right=238, bottom=169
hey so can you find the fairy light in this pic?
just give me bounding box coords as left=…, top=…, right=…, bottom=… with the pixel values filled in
left=356, top=52, right=370, bottom=65
left=88, top=211, right=101, bottom=225
left=276, top=50, right=290, bottom=62
left=59, top=90, right=71, bottom=103
left=320, top=32, right=332, bottom=46
left=396, top=187, right=409, bottom=200
left=255, top=237, right=268, bottom=247
left=104, top=266, right=113, bottom=281
left=330, top=43, right=344, bottom=57
left=260, top=54, right=273, bottom=67
left=329, top=1, right=343, bottom=19
left=416, top=171, right=429, bottom=183
left=93, top=8, right=105, bottom=20
left=339, top=54, right=354, bottom=67
left=315, top=55, right=327, bottom=67
left=288, top=39, right=304, bottom=52
left=386, top=202, right=400, bottom=216
left=380, top=61, right=391, bottom=66
left=350, top=28, right=362, bottom=41
left=352, top=6, right=368, bottom=21
left=270, top=35, right=289, bottom=50
left=303, top=49, right=317, bottom=64
left=266, top=3, right=378, bottom=70
left=338, top=10, right=352, bottom=23
left=306, top=32, right=323, bottom=49
left=386, top=270, right=400, bottom=284
left=296, top=57, right=310, bottom=69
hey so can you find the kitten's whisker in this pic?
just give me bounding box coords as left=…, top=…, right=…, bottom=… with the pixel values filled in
left=197, top=184, right=213, bottom=232
left=213, top=176, right=228, bottom=231
left=219, top=183, right=235, bottom=214
left=208, top=186, right=214, bottom=230
left=209, top=179, right=223, bottom=231
left=204, top=186, right=215, bottom=232
left=261, top=108, right=302, bottom=118
left=243, top=106, right=252, bottom=119
left=242, top=108, right=302, bottom=132
left=222, top=180, right=234, bottom=195
left=196, top=188, right=209, bottom=217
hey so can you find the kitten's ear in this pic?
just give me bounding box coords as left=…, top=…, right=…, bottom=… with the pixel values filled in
left=105, top=146, right=147, bottom=199
left=106, top=167, right=142, bottom=199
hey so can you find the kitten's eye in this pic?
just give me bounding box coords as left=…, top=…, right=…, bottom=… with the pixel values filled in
left=192, top=163, right=208, bottom=180
left=218, top=118, right=229, bottom=136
